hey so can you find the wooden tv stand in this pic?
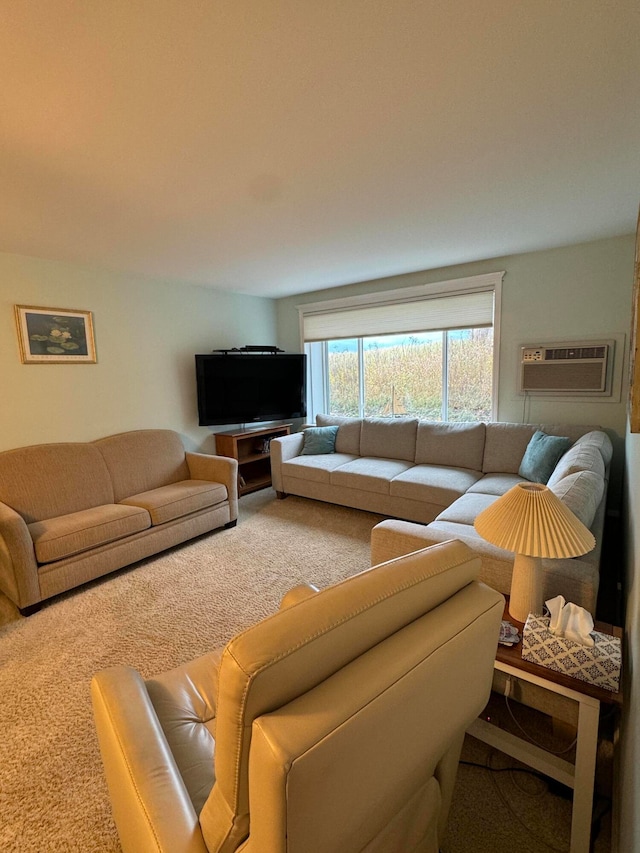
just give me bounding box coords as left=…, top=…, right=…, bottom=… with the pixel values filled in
left=214, top=424, right=291, bottom=497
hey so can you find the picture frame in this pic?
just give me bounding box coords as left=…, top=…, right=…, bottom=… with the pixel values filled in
left=629, top=208, right=640, bottom=432
left=14, top=305, right=97, bottom=364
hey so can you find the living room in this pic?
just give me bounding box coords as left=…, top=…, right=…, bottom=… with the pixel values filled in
left=1, top=3, right=639, bottom=852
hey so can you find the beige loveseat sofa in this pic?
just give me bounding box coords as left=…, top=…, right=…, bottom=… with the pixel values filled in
left=92, top=537, right=503, bottom=853
left=0, top=429, right=238, bottom=614
left=271, top=416, right=612, bottom=612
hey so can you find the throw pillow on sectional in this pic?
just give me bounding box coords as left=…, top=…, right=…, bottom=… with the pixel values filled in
left=518, top=430, right=571, bottom=484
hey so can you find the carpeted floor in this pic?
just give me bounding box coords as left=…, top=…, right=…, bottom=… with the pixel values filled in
left=0, top=491, right=612, bottom=852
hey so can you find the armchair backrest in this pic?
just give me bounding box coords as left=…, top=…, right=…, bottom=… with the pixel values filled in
left=200, top=539, right=503, bottom=853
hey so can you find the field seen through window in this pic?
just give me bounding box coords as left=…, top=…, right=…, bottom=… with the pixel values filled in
left=327, top=328, right=493, bottom=422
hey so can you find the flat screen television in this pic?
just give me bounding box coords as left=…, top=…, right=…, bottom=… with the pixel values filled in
left=195, top=353, right=307, bottom=426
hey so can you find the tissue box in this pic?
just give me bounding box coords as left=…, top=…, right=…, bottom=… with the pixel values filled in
left=522, top=614, right=621, bottom=692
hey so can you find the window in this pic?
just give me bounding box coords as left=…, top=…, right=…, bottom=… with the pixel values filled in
left=299, top=272, right=503, bottom=423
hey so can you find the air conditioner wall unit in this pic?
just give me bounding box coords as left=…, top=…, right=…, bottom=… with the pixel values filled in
left=519, top=340, right=613, bottom=395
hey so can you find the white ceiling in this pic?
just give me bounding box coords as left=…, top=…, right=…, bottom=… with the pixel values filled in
left=1, top=1, right=639, bottom=298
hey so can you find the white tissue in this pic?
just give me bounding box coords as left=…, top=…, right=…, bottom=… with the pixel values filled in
left=546, top=595, right=595, bottom=648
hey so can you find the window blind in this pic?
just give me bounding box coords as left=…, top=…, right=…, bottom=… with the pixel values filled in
left=302, top=290, right=494, bottom=342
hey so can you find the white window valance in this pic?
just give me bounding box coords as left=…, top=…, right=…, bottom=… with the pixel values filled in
left=298, top=272, right=503, bottom=342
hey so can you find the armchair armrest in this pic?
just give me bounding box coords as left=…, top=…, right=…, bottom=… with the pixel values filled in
left=279, top=582, right=320, bottom=610
left=91, top=666, right=209, bottom=853
left=186, top=452, right=238, bottom=521
left=0, top=500, right=40, bottom=609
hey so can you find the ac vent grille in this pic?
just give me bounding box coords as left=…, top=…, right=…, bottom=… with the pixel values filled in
left=545, top=346, right=607, bottom=361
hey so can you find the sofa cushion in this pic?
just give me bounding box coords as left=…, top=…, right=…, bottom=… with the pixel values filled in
left=120, top=480, right=227, bottom=526
left=482, top=423, right=598, bottom=475
left=0, top=443, right=114, bottom=523
left=540, top=423, right=604, bottom=444
left=482, top=424, right=538, bottom=474
left=282, top=454, right=358, bottom=485
left=436, top=493, right=500, bottom=525
left=549, top=470, right=605, bottom=530
left=301, top=426, right=338, bottom=455
left=28, top=504, right=150, bottom=564
left=94, top=429, right=191, bottom=503
left=414, top=422, right=486, bottom=471
left=316, top=415, right=362, bottom=455
left=518, top=430, right=571, bottom=484
left=547, top=443, right=606, bottom=486
left=467, top=473, right=525, bottom=496
left=389, top=465, right=483, bottom=507
left=573, top=430, right=613, bottom=466
left=330, top=458, right=414, bottom=495
left=360, top=418, right=419, bottom=461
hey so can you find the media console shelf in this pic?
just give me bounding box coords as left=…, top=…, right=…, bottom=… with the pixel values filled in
left=214, top=424, right=291, bottom=497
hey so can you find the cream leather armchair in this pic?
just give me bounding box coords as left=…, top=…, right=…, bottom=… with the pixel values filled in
left=91, top=538, right=503, bottom=853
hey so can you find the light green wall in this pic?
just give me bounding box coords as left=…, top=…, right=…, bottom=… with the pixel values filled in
left=277, top=234, right=635, bottom=503
left=622, top=423, right=640, bottom=851
left=0, top=252, right=277, bottom=453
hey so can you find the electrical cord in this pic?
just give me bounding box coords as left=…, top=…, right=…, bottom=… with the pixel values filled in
left=486, top=747, right=568, bottom=853
left=460, top=750, right=566, bottom=851
left=461, top=689, right=616, bottom=851
left=459, top=759, right=549, bottom=785
left=460, top=749, right=611, bottom=852
left=504, top=694, right=578, bottom=756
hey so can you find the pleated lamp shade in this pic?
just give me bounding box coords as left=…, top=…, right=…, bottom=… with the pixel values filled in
left=474, top=482, right=595, bottom=622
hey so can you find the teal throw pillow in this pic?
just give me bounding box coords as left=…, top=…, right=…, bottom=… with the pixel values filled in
left=518, top=430, right=571, bottom=484
left=301, top=425, right=339, bottom=455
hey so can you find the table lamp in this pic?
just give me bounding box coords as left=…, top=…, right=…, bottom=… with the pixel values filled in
left=474, top=482, right=596, bottom=623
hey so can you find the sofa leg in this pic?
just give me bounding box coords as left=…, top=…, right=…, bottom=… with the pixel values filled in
left=224, top=519, right=238, bottom=529
left=276, top=491, right=288, bottom=500
left=19, top=602, right=42, bottom=617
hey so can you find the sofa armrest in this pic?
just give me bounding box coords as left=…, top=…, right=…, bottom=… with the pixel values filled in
left=186, top=452, right=238, bottom=521
left=0, top=501, right=40, bottom=609
left=91, top=666, right=209, bottom=853
left=370, top=519, right=447, bottom=566
left=542, top=556, right=600, bottom=616
left=270, top=433, right=305, bottom=492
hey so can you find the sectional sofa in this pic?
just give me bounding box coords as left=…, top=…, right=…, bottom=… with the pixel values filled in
left=0, top=429, right=238, bottom=614
left=271, top=416, right=612, bottom=612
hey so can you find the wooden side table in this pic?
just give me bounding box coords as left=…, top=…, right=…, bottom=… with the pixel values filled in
left=467, top=602, right=622, bottom=853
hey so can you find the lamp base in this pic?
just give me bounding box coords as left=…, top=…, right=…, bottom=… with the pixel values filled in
left=509, top=554, right=543, bottom=623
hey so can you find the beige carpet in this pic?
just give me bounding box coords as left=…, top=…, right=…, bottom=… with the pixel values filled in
left=0, top=491, right=612, bottom=852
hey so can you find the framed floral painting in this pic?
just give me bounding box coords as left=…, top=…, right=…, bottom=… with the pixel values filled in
left=14, top=305, right=97, bottom=364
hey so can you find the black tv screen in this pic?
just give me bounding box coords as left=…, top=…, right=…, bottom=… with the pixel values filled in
left=195, top=353, right=307, bottom=426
